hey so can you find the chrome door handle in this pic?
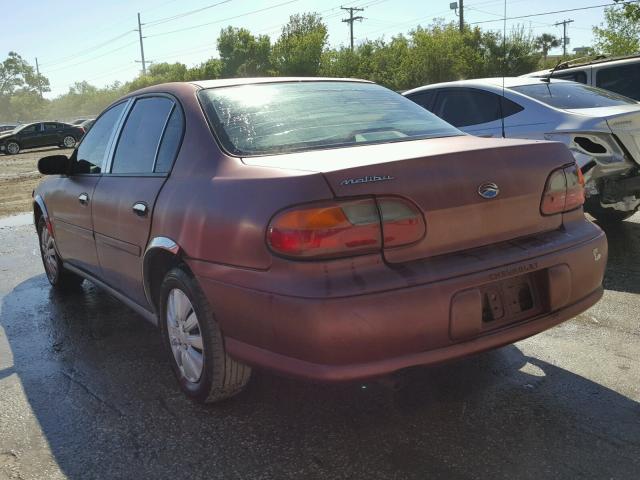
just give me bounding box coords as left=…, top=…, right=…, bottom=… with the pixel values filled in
left=132, top=202, right=148, bottom=217
left=78, top=193, right=89, bottom=205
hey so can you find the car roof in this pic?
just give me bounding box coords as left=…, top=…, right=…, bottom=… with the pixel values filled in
left=403, top=76, right=573, bottom=95
left=190, top=77, right=373, bottom=89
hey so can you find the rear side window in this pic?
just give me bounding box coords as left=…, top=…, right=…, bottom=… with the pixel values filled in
left=553, top=71, right=587, bottom=84
left=44, top=123, right=58, bottom=130
left=407, top=90, right=437, bottom=110
left=512, top=82, right=637, bottom=109
left=154, top=106, right=184, bottom=174
left=432, top=88, right=522, bottom=128
left=111, top=97, right=174, bottom=174
left=596, top=63, right=640, bottom=100
left=75, top=102, right=127, bottom=174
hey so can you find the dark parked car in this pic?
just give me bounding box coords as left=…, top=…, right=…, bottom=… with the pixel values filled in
left=0, top=124, right=17, bottom=133
left=33, top=78, right=607, bottom=403
left=0, top=122, right=85, bottom=155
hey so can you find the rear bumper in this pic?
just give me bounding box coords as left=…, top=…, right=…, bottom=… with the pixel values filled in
left=192, top=222, right=607, bottom=381
left=224, top=287, right=602, bottom=381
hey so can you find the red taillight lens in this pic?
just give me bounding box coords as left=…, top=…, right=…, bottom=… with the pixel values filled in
left=267, top=197, right=425, bottom=259
left=541, top=163, right=585, bottom=215
left=267, top=199, right=381, bottom=258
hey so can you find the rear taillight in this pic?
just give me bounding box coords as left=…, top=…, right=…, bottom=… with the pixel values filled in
left=541, top=163, right=585, bottom=215
left=267, top=197, right=425, bottom=259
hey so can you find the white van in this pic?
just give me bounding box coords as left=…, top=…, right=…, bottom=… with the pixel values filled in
left=522, top=54, right=640, bottom=101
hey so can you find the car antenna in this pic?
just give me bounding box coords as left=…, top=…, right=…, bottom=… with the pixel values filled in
left=542, top=59, right=564, bottom=83
left=500, top=0, right=507, bottom=138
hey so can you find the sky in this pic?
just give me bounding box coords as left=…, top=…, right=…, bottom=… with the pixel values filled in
left=0, top=0, right=615, bottom=98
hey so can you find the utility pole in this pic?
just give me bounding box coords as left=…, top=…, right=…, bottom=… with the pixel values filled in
left=459, top=0, right=464, bottom=32
left=341, top=6, right=364, bottom=51
left=555, top=19, right=574, bottom=56
left=34, top=57, right=42, bottom=97
left=137, top=12, right=147, bottom=75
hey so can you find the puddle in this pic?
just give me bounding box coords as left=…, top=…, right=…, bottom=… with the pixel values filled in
left=0, top=213, right=32, bottom=228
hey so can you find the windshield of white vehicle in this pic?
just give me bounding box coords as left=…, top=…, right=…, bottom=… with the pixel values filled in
left=199, top=81, right=462, bottom=156
left=512, top=82, right=638, bottom=109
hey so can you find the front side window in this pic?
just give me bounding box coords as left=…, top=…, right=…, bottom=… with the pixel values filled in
left=596, top=63, right=640, bottom=100
left=19, top=124, right=39, bottom=134
left=75, top=102, right=127, bottom=174
left=44, top=123, right=58, bottom=130
left=198, top=81, right=461, bottom=156
left=512, top=82, right=637, bottom=109
left=111, top=97, right=174, bottom=174
left=407, top=90, right=437, bottom=110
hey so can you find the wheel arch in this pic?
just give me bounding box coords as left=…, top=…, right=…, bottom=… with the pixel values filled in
left=33, top=194, right=51, bottom=233
left=143, top=237, right=185, bottom=312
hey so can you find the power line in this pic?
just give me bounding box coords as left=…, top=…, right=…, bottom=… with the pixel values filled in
left=43, top=41, right=139, bottom=74
left=146, top=0, right=301, bottom=39
left=144, top=0, right=234, bottom=28
left=39, top=30, right=136, bottom=67
left=469, top=1, right=640, bottom=25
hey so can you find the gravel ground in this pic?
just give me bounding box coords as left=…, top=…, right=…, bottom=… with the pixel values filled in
left=0, top=148, right=72, bottom=217
left=0, top=214, right=638, bottom=480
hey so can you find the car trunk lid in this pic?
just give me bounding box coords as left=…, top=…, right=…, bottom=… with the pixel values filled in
left=243, top=136, right=572, bottom=263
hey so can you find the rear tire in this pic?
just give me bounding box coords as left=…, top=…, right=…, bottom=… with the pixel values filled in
left=62, top=136, right=76, bottom=148
left=585, top=197, right=636, bottom=224
left=159, top=267, right=251, bottom=403
left=37, top=217, right=84, bottom=289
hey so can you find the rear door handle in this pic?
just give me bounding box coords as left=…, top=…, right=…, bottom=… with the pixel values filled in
left=78, top=193, right=89, bottom=205
left=132, top=202, right=148, bottom=217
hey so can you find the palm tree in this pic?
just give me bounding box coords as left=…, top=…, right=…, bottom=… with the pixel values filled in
left=535, top=33, right=562, bottom=60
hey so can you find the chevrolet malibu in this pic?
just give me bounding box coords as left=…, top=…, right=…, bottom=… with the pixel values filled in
left=33, top=78, right=607, bottom=403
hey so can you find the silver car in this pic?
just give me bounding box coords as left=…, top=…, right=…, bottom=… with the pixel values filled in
left=404, top=77, right=640, bottom=223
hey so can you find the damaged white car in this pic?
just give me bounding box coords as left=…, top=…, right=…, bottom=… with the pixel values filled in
left=404, top=77, right=640, bottom=223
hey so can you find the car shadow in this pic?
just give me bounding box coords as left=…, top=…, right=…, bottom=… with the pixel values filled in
left=594, top=215, right=640, bottom=294
left=1, top=274, right=638, bottom=479
left=3, top=147, right=72, bottom=157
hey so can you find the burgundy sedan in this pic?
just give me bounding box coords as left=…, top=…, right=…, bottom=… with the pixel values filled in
left=34, top=78, right=607, bottom=403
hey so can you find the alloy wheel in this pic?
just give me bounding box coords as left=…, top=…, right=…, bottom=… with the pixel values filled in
left=166, top=288, right=204, bottom=383
left=6, top=142, right=19, bottom=155
left=63, top=136, right=76, bottom=148
left=40, top=226, right=58, bottom=282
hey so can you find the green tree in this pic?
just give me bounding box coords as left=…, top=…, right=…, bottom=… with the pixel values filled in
left=534, top=33, right=561, bottom=60
left=272, top=13, right=328, bottom=76
left=217, top=27, right=271, bottom=77
left=593, top=6, right=640, bottom=56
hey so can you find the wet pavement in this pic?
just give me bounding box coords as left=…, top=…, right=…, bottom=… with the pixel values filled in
left=0, top=215, right=639, bottom=480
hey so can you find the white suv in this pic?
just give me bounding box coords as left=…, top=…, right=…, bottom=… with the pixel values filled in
left=522, top=55, right=640, bottom=101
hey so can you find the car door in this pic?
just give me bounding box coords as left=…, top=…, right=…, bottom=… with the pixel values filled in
left=431, top=88, right=505, bottom=137
left=16, top=123, right=42, bottom=148
left=92, top=95, right=184, bottom=308
left=45, top=101, right=129, bottom=275
left=43, top=123, right=60, bottom=147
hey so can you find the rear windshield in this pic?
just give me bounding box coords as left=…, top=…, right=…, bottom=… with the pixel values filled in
left=511, top=82, right=638, bottom=109
left=198, top=81, right=461, bottom=156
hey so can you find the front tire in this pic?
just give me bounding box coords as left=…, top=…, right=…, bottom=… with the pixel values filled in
left=585, top=197, right=636, bottom=224
left=6, top=141, right=20, bottom=155
left=37, top=217, right=84, bottom=289
left=159, top=267, right=251, bottom=403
